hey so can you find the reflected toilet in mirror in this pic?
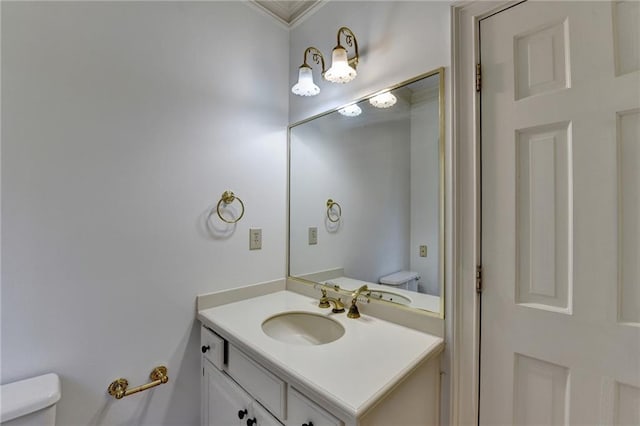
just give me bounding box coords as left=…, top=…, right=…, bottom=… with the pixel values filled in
left=288, top=68, right=445, bottom=317
left=380, top=270, right=419, bottom=291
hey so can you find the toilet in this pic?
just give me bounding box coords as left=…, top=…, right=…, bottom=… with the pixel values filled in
left=0, top=373, right=61, bottom=426
left=379, top=270, right=420, bottom=292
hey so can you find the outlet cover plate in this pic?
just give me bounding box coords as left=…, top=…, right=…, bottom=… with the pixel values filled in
left=250, top=228, right=262, bottom=250
left=308, top=227, right=318, bottom=245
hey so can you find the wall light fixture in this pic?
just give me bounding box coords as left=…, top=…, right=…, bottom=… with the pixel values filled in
left=291, top=47, right=325, bottom=97
left=324, top=27, right=359, bottom=84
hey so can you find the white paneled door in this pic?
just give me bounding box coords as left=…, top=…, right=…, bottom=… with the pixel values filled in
left=480, top=1, right=640, bottom=425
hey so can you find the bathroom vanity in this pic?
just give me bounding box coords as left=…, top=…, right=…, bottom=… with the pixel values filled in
left=197, top=68, right=447, bottom=426
left=198, top=290, right=443, bottom=426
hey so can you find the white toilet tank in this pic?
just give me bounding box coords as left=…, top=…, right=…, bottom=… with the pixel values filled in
left=0, top=373, right=61, bottom=426
left=379, top=270, right=420, bottom=292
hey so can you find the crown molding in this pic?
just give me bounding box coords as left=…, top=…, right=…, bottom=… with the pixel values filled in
left=249, top=0, right=327, bottom=28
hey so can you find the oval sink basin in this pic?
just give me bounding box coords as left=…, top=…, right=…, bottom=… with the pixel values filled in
left=261, top=312, right=345, bottom=346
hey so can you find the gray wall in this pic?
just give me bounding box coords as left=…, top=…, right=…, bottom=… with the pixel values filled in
left=1, top=2, right=288, bottom=424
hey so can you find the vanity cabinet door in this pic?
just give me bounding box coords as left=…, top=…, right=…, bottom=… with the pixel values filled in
left=202, top=360, right=252, bottom=426
left=201, top=326, right=225, bottom=369
left=227, top=344, right=286, bottom=419
left=251, top=401, right=284, bottom=426
left=287, top=387, right=343, bottom=426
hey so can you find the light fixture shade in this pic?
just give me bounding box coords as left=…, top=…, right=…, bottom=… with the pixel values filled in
left=324, top=47, right=357, bottom=84
left=292, top=66, right=320, bottom=96
left=338, top=104, right=362, bottom=117
left=369, top=92, right=397, bottom=108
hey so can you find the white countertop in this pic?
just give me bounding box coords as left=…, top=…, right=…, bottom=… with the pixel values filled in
left=198, top=290, right=443, bottom=419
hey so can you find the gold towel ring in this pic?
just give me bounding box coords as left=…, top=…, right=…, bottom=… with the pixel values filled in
left=217, top=191, right=245, bottom=224
left=326, top=199, right=342, bottom=223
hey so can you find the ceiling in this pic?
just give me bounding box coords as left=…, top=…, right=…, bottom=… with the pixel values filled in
left=252, top=0, right=323, bottom=25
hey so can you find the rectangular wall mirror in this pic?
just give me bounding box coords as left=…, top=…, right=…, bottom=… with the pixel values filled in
left=288, top=67, right=444, bottom=317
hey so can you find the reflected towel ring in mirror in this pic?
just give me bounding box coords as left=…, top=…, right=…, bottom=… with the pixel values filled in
left=217, top=190, right=245, bottom=224
left=326, top=199, right=342, bottom=223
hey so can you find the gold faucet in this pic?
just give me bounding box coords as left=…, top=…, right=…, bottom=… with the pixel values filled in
left=347, top=285, right=370, bottom=319
left=325, top=297, right=345, bottom=313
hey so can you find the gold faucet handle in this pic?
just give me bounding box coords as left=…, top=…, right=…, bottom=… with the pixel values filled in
left=318, top=288, right=330, bottom=308
left=314, top=283, right=341, bottom=292
left=351, top=284, right=369, bottom=299
left=347, top=299, right=361, bottom=319
left=346, top=285, right=370, bottom=319
left=353, top=294, right=370, bottom=304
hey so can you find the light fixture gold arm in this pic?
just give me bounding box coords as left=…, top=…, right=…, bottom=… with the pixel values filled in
left=301, top=46, right=326, bottom=74
left=107, top=366, right=169, bottom=400
left=336, top=27, right=359, bottom=69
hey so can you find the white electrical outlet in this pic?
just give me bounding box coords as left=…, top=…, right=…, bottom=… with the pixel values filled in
left=420, top=245, right=427, bottom=257
left=250, top=228, right=262, bottom=250
left=308, top=227, right=318, bottom=245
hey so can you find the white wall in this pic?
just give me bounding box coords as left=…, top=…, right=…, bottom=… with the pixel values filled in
left=1, top=2, right=288, bottom=425
left=289, top=1, right=451, bottom=124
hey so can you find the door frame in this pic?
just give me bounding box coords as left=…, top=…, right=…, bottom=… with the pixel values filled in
left=450, top=1, right=522, bottom=424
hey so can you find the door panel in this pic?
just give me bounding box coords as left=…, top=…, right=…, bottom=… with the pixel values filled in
left=613, top=0, right=640, bottom=76
left=618, top=108, right=640, bottom=325
left=515, top=121, right=572, bottom=313
left=480, top=1, right=640, bottom=424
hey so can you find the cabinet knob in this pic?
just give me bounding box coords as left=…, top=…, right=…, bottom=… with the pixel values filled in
left=246, top=418, right=257, bottom=426
left=237, top=409, right=248, bottom=419
left=302, top=422, right=314, bottom=426
left=201, top=345, right=210, bottom=353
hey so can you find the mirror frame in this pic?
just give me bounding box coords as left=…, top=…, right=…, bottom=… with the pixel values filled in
left=286, top=67, right=445, bottom=319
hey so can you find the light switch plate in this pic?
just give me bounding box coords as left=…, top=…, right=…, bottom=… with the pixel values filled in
left=420, top=245, right=427, bottom=257
left=308, top=227, right=318, bottom=245
left=250, top=228, right=262, bottom=250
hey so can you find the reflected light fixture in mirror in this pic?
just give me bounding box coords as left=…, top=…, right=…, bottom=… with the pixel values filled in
left=324, top=27, right=359, bottom=84
left=338, top=104, right=362, bottom=117
left=292, top=47, right=325, bottom=97
left=369, top=91, right=397, bottom=108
